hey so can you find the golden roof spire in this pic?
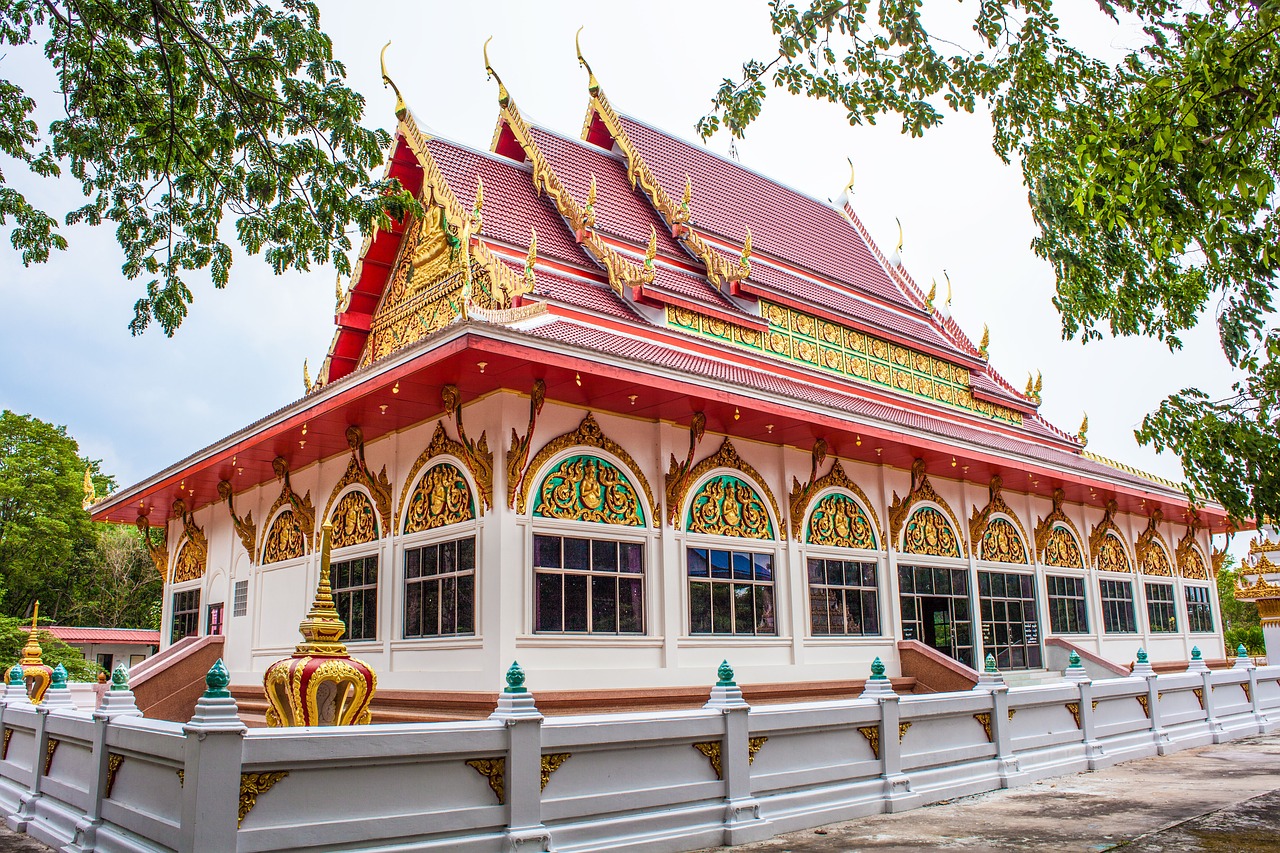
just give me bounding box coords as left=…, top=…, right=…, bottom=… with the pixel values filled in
left=978, top=323, right=990, bottom=358
left=82, top=468, right=96, bottom=510
left=575, top=27, right=599, bottom=93
left=943, top=271, right=952, bottom=308
left=895, top=217, right=903, bottom=255
left=926, top=278, right=937, bottom=309
left=379, top=42, right=407, bottom=120
left=483, top=37, right=510, bottom=107
left=303, top=359, right=312, bottom=394
left=20, top=602, right=42, bottom=666
left=844, top=157, right=855, bottom=196
left=1078, top=412, right=1089, bottom=446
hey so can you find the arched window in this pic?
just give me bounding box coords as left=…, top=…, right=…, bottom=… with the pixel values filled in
left=261, top=509, right=307, bottom=565
left=804, top=487, right=882, bottom=637
left=324, top=487, right=379, bottom=642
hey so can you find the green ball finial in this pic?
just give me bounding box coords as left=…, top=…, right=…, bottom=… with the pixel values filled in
left=8, top=665, right=23, bottom=686
left=1237, top=643, right=1248, bottom=658
left=716, top=660, right=735, bottom=687
left=50, top=664, right=67, bottom=690
left=110, top=663, right=129, bottom=691
left=1191, top=646, right=1202, bottom=661
left=1068, top=650, right=1081, bottom=667
left=985, top=653, right=998, bottom=674
left=204, top=659, right=231, bottom=699
left=870, top=657, right=886, bottom=680
left=1136, top=648, right=1148, bottom=664
left=504, top=660, right=527, bottom=694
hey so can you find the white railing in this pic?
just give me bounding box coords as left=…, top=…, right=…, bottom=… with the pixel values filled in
left=0, top=660, right=1276, bottom=853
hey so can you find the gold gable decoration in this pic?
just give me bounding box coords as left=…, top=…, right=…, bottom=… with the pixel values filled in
left=1034, top=489, right=1086, bottom=569
left=902, top=506, right=962, bottom=558
left=317, top=426, right=392, bottom=547
left=442, top=385, right=494, bottom=512
left=170, top=499, right=208, bottom=584
left=687, top=475, right=774, bottom=540
left=1136, top=511, right=1173, bottom=577
left=535, top=455, right=645, bottom=526
left=665, top=413, right=707, bottom=527
left=261, top=457, right=315, bottom=565
left=518, top=412, right=657, bottom=524
left=1089, top=500, right=1131, bottom=572
left=674, top=437, right=782, bottom=538
left=970, top=477, right=1028, bottom=564
left=807, top=493, right=877, bottom=549
left=1176, top=527, right=1210, bottom=580
left=396, top=421, right=478, bottom=533
left=888, top=459, right=966, bottom=557
left=218, top=479, right=257, bottom=564
left=135, top=513, right=169, bottom=577
left=506, top=380, right=547, bottom=510
left=328, top=490, right=378, bottom=550
left=789, top=446, right=883, bottom=548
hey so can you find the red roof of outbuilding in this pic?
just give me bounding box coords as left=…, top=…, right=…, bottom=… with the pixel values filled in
left=44, top=627, right=160, bottom=645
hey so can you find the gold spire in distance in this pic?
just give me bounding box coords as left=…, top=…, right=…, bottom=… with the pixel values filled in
left=82, top=468, right=97, bottom=510
left=483, top=37, right=510, bottom=107
left=575, top=27, right=599, bottom=93
left=895, top=217, right=903, bottom=255
left=379, top=42, right=406, bottom=120
left=926, top=279, right=937, bottom=309
left=844, top=157, right=855, bottom=196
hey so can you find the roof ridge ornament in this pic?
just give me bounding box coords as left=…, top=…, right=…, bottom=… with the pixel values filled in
left=1078, top=412, right=1089, bottom=447
left=888, top=217, right=904, bottom=267
left=575, top=27, right=599, bottom=94
left=978, top=323, right=990, bottom=359
left=844, top=157, right=855, bottom=197
left=379, top=42, right=407, bottom=120
left=483, top=37, right=510, bottom=107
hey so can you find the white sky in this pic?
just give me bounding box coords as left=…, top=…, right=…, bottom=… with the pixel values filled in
left=0, top=1, right=1246, bottom=553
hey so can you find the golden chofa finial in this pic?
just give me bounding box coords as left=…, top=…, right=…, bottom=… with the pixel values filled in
left=943, top=271, right=953, bottom=308
left=644, top=225, right=657, bottom=269
left=844, top=157, right=855, bottom=196
left=895, top=217, right=903, bottom=254
left=303, top=358, right=313, bottom=394
left=1034, top=371, right=1043, bottom=399
left=82, top=467, right=96, bottom=510
left=524, top=227, right=537, bottom=284
left=483, top=37, right=510, bottom=107
left=584, top=173, right=597, bottom=229
left=1078, top=412, right=1089, bottom=446
left=978, top=323, right=990, bottom=358
left=575, top=26, right=599, bottom=94
left=739, top=227, right=753, bottom=278
left=1025, top=373, right=1035, bottom=397
left=334, top=273, right=344, bottom=309
left=379, top=41, right=407, bottom=120
left=926, top=278, right=937, bottom=310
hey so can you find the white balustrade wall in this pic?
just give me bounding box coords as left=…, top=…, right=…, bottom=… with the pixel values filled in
left=1, top=663, right=1277, bottom=853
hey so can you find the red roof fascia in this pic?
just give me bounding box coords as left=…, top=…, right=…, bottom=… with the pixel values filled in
left=45, top=627, right=161, bottom=645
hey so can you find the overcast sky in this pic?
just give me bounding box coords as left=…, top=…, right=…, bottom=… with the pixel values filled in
left=0, top=2, right=1246, bottom=551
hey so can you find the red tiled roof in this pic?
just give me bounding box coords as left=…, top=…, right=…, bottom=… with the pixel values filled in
left=44, top=627, right=160, bottom=645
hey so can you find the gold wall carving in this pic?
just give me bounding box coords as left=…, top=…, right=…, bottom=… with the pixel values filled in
left=687, top=474, right=774, bottom=540
left=788, top=438, right=828, bottom=533
left=857, top=725, right=881, bottom=759
left=105, top=753, right=124, bottom=799
left=665, top=412, right=707, bottom=527
left=973, top=712, right=994, bottom=743
left=1176, top=526, right=1209, bottom=579
left=667, top=302, right=1024, bottom=426
left=519, top=412, right=657, bottom=524
left=790, top=450, right=883, bottom=548
left=1, top=728, right=10, bottom=760
left=902, top=506, right=962, bottom=558
left=1034, top=488, right=1087, bottom=568
left=135, top=514, right=168, bottom=577
left=218, top=479, right=257, bottom=564
left=540, top=752, right=571, bottom=791
left=1065, top=702, right=1081, bottom=729
left=466, top=757, right=506, bottom=804
left=396, top=421, right=472, bottom=532
left=969, top=476, right=1029, bottom=564
left=43, top=738, right=59, bottom=775
left=506, top=379, right=546, bottom=510
left=690, top=737, right=768, bottom=781
left=1136, top=510, right=1173, bottom=576
left=328, top=490, right=378, bottom=549
left=261, top=458, right=315, bottom=564
left=403, top=463, right=475, bottom=534
left=238, top=771, right=288, bottom=827
left=1089, top=501, right=1131, bottom=572
left=674, top=437, right=781, bottom=537
left=317, top=426, right=392, bottom=547
left=889, top=459, right=966, bottom=557
left=535, top=455, right=645, bottom=526
left=442, top=384, right=494, bottom=512
left=170, top=499, right=208, bottom=584
left=807, top=493, right=877, bottom=550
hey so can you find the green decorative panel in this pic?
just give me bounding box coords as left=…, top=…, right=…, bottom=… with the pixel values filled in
left=687, top=475, right=774, bottom=539
left=902, top=506, right=961, bottom=558
left=806, top=493, right=877, bottom=549
left=534, top=456, right=644, bottom=526
left=981, top=517, right=1027, bottom=564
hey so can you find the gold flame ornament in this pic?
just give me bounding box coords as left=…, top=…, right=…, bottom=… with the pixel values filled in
left=738, top=228, right=753, bottom=278
left=20, top=603, right=52, bottom=703
left=262, top=523, right=377, bottom=726
left=524, top=228, right=538, bottom=286
left=978, top=324, right=990, bottom=358
left=1078, top=412, right=1089, bottom=446
left=926, top=279, right=937, bottom=310
left=644, top=226, right=657, bottom=270
left=584, top=174, right=597, bottom=229
left=575, top=26, right=599, bottom=93
left=380, top=42, right=407, bottom=120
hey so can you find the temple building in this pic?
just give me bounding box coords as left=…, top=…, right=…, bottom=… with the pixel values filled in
left=88, top=43, right=1231, bottom=718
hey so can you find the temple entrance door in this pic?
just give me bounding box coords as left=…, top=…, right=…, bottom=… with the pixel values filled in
left=978, top=570, right=1043, bottom=670
left=920, top=597, right=954, bottom=656
left=898, top=564, right=975, bottom=668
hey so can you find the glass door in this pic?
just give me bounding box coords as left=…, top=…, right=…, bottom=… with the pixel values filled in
left=978, top=570, right=1042, bottom=669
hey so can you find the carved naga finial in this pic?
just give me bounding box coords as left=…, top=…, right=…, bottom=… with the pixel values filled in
left=575, top=27, right=599, bottom=93
left=926, top=279, right=937, bottom=311
left=978, top=324, right=990, bottom=358
left=844, top=157, right=855, bottom=197
left=738, top=228, right=752, bottom=279
left=1078, top=412, right=1089, bottom=446
left=584, top=173, right=597, bottom=229
left=483, top=37, right=509, bottom=107
left=380, top=42, right=407, bottom=120
left=644, top=225, right=657, bottom=270
left=303, top=359, right=313, bottom=394
left=524, top=227, right=537, bottom=286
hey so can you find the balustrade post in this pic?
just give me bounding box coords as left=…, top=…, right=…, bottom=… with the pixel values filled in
left=1246, top=666, right=1269, bottom=733
left=490, top=662, right=551, bottom=853
left=1076, top=679, right=1105, bottom=769
left=1131, top=651, right=1170, bottom=755
left=179, top=661, right=246, bottom=853
left=861, top=658, right=918, bottom=813
left=69, top=663, right=143, bottom=853
left=1201, top=668, right=1226, bottom=743
left=6, top=703, right=48, bottom=834
left=704, top=661, right=769, bottom=845
left=975, top=655, right=1023, bottom=786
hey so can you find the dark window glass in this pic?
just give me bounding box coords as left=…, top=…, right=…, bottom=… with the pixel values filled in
left=332, top=555, right=378, bottom=641
left=1047, top=575, right=1088, bottom=634
left=1185, top=585, right=1214, bottom=633
left=534, top=534, right=645, bottom=634
left=1099, top=579, right=1137, bottom=633
left=806, top=558, right=880, bottom=636
left=171, top=589, right=201, bottom=643
left=403, top=539, right=475, bottom=637
left=687, top=548, right=776, bottom=635
left=1145, top=582, right=1178, bottom=633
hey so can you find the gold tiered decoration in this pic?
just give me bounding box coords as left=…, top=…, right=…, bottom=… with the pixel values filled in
left=1234, top=535, right=1280, bottom=627
left=19, top=603, right=52, bottom=703
left=1089, top=500, right=1132, bottom=573
left=262, top=523, right=377, bottom=727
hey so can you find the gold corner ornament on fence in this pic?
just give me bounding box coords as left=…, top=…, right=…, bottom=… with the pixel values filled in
left=19, top=602, right=52, bottom=704
left=262, top=522, right=377, bottom=726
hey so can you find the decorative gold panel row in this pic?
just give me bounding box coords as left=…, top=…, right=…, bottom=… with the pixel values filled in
left=535, top=455, right=645, bottom=526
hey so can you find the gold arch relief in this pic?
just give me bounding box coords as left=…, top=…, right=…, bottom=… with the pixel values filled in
left=1177, top=527, right=1209, bottom=580
left=261, top=457, right=315, bottom=564
left=687, top=474, right=774, bottom=540
left=403, top=463, right=475, bottom=534
left=318, top=426, right=392, bottom=547
left=1035, top=489, right=1086, bottom=568
left=535, top=455, right=645, bottom=526
left=902, top=506, right=962, bottom=558
left=518, top=413, right=658, bottom=524
left=969, top=476, right=1029, bottom=564
left=1136, top=511, right=1173, bottom=577
left=328, top=489, right=378, bottom=550
left=1090, top=501, right=1131, bottom=572
left=674, top=437, right=782, bottom=537
left=170, top=499, right=208, bottom=583
left=806, top=491, right=877, bottom=550
left=397, top=421, right=474, bottom=533
left=888, top=459, right=966, bottom=557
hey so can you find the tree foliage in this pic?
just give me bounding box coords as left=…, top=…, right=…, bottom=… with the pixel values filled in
left=703, top=0, right=1280, bottom=524
left=0, top=0, right=415, bottom=335
left=0, top=620, right=101, bottom=682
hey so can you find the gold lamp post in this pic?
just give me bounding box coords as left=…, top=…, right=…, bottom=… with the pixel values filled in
left=19, top=603, right=53, bottom=703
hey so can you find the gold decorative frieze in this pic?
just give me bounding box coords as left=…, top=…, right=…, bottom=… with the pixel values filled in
left=397, top=421, right=474, bottom=533
left=238, top=771, right=288, bottom=827
left=687, top=474, right=774, bottom=540
left=1176, top=526, right=1209, bottom=580
left=2, top=728, right=11, bottom=760
left=135, top=513, right=169, bottom=577
left=1136, top=510, right=1173, bottom=577
left=170, top=499, right=208, bottom=584
left=442, top=385, right=494, bottom=512
left=888, top=460, right=965, bottom=557
left=1034, top=489, right=1086, bottom=569
left=857, top=725, right=881, bottom=760
left=261, top=458, right=315, bottom=564
left=218, top=480, right=257, bottom=564
left=665, top=412, right=707, bottom=527
left=328, top=490, right=378, bottom=549
left=692, top=741, right=723, bottom=780
left=535, top=456, right=645, bottom=526
left=970, top=477, right=1028, bottom=564
left=898, top=722, right=912, bottom=742
left=519, top=413, right=657, bottom=524
left=541, top=752, right=571, bottom=791
left=1090, top=501, right=1132, bottom=573
left=667, top=302, right=1024, bottom=426
left=43, top=738, right=59, bottom=775
left=506, top=380, right=546, bottom=510
left=403, top=462, right=475, bottom=534
left=748, top=736, right=768, bottom=764
left=466, top=757, right=506, bottom=804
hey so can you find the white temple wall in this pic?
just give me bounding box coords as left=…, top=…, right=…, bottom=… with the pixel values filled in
left=152, top=390, right=1226, bottom=694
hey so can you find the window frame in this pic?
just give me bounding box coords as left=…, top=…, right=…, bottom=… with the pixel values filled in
left=803, top=549, right=883, bottom=638
left=1046, top=574, right=1090, bottom=635
left=170, top=587, right=201, bottom=643
left=530, top=532, right=647, bottom=635
left=1098, top=577, right=1138, bottom=634
left=685, top=541, right=779, bottom=637
left=1184, top=584, right=1215, bottom=634
left=402, top=535, right=478, bottom=639
left=1144, top=581, right=1179, bottom=634
left=232, top=580, right=249, bottom=618
left=329, top=551, right=380, bottom=643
